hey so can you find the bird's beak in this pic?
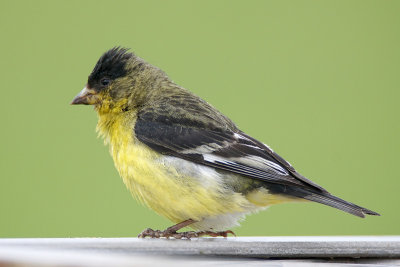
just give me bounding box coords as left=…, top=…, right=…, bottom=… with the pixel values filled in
left=71, top=86, right=100, bottom=105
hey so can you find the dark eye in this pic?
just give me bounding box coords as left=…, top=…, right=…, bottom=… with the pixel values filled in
left=100, top=78, right=111, bottom=86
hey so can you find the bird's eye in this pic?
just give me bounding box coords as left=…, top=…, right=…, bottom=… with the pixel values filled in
left=100, top=78, right=111, bottom=86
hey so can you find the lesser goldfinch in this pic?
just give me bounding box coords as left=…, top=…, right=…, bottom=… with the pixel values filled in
left=71, top=47, right=379, bottom=239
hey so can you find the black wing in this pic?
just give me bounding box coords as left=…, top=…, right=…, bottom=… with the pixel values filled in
left=134, top=118, right=327, bottom=191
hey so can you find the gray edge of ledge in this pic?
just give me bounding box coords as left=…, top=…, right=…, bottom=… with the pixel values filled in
left=1, top=236, right=400, bottom=259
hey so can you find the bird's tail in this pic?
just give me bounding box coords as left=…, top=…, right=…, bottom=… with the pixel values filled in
left=266, top=183, right=380, bottom=217
left=301, top=191, right=380, bottom=218
left=271, top=183, right=381, bottom=218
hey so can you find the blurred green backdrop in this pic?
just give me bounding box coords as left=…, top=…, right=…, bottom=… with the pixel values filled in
left=0, top=0, right=398, bottom=237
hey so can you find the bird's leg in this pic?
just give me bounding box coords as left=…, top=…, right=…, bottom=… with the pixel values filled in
left=137, top=219, right=236, bottom=239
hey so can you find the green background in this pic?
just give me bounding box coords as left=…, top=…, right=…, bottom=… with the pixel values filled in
left=0, top=0, right=398, bottom=237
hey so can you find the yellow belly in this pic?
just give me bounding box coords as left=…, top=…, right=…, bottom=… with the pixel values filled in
left=115, top=142, right=253, bottom=223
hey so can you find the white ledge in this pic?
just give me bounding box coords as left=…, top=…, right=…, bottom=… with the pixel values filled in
left=1, top=236, right=399, bottom=266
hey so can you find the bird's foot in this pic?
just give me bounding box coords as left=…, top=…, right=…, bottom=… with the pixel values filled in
left=193, top=230, right=236, bottom=238
left=137, top=228, right=236, bottom=239
left=137, top=219, right=236, bottom=239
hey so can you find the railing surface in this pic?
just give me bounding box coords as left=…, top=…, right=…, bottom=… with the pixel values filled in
left=0, top=236, right=399, bottom=266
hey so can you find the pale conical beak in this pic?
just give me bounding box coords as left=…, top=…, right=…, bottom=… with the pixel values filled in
left=71, top=87, right=99, bottom=105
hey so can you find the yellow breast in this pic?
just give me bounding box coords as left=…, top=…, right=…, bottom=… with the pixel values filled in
left=95, top=111, right=251, bottom=226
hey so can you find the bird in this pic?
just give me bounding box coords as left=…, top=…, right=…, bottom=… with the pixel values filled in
left=71, top=47, right=379, bottom=239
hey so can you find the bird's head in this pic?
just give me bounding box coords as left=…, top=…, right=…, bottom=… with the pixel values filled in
left=71, top=47, right=156, bottom=114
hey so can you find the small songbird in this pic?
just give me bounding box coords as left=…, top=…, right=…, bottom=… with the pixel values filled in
left=71, top=47, right=379, bottom=238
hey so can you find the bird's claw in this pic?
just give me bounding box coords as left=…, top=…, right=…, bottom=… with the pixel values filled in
left=137, top=228, right=236, bottom=239
left=195, top=230, right=236, bottom=238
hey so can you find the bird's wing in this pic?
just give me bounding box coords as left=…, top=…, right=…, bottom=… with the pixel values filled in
left=134, top=118, right=327, bottom=192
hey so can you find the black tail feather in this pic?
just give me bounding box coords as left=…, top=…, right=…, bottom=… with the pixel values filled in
left=266, top=183, right=380, bottom=217
left=302, top=192, right=380, bottom=218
